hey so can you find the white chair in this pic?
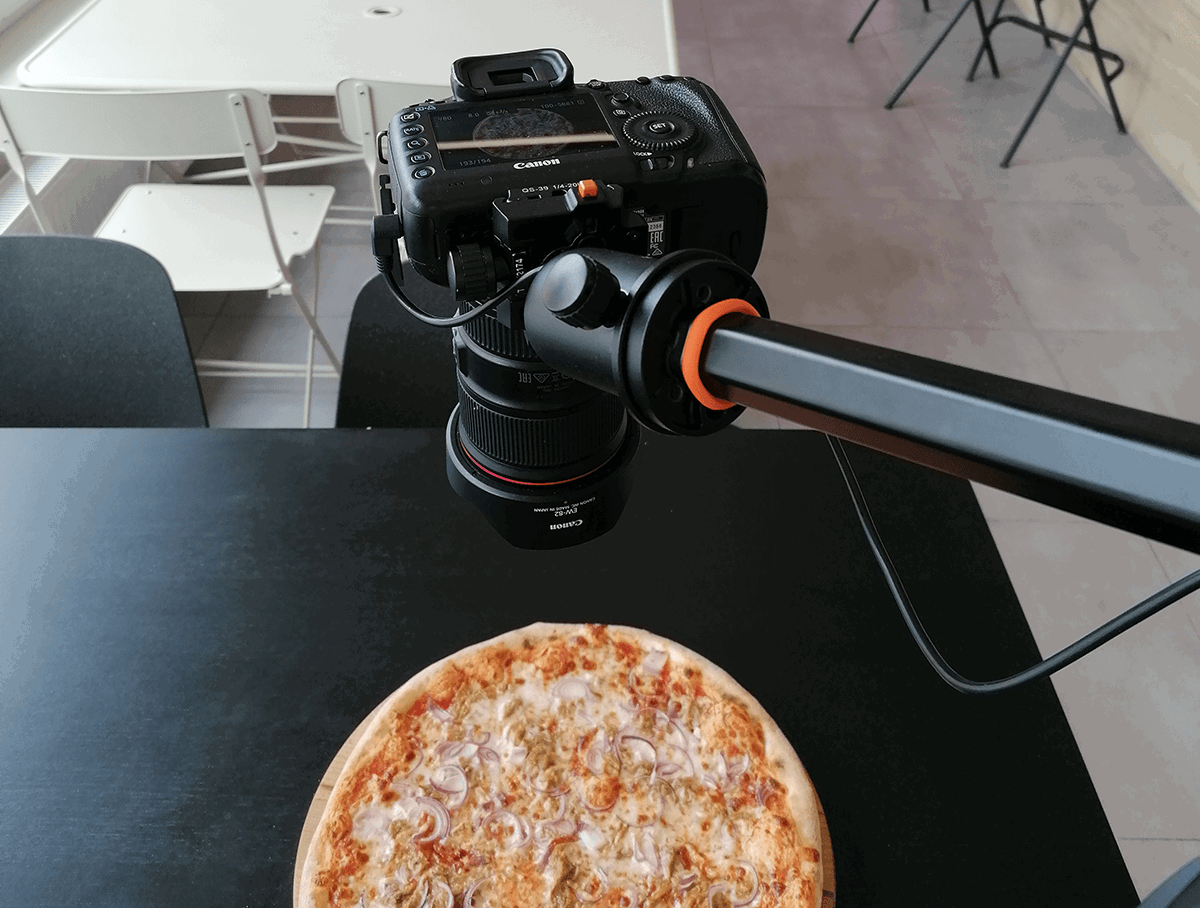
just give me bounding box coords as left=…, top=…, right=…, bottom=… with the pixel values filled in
left=333, top=77, right=447, bottom=221
left=0, top=86, right=341, bottom=427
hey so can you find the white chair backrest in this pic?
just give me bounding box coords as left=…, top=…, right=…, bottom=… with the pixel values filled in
left=335, top=78, right=447, bottom=151
left=0, top=86, right=276, bottom=161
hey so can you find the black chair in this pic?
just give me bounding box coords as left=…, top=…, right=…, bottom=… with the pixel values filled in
left=0, top=235, right=207, bottom=427
left=335, top=273, right=460, bottom=428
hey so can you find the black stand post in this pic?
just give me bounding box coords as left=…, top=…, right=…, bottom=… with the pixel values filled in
left=883, top=0, right=1000, bottom=108
left=884, top=0, right=1125, bottom=167
left=849, top=0, right=934, bottom=44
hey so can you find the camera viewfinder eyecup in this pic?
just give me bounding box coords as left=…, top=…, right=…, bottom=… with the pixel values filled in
left=451, top=48, right=573, bottom=101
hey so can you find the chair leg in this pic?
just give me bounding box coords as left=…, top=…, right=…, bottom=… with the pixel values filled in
left=1034, top=0, right=1052, bottom=47
left=282, top=278, right=341, bottom=374
left=1000, top=2, right=1092, bottom=167
left=885, top=0, right=978, bottom=108
left=1077, top=0, right=1126, bottom=133
left=966, top=0, right=1005, bottom=81
left=848, top=0, right=886, bottom=44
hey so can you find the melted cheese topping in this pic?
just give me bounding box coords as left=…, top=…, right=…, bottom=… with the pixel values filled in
left=315, top=626, right=817, bottom=908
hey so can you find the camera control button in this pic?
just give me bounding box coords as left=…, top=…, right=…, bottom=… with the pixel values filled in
left=405, top=138, right=428, bottom=150
left=611, top=91, right=631, bottom=103
left=611, top=108, right=631, bottom=118
left=586, top=79, right=608, bottom=90
left=401, top=124, right=424, bottom=136
left=408, top=152, right=432, bottom=163
left=399, top=111, right=419, bottom=122
left=636, top=76, right=652, bottom=85
left=411, top=166, right=435, bottom=179
left=623, top=112, right=697, bottom=151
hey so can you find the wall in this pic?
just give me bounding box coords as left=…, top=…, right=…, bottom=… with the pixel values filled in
left=1010, top=0, right=1200, bottom=211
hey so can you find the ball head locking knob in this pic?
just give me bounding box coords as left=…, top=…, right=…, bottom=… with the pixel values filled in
left=538, top=253, right=623, bottom=330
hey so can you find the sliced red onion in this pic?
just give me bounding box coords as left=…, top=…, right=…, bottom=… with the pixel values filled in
left=553, top=677, right=595, bottom=700
left=551, top=793, right=568, bottom=821
left=427, top=698, right=453, bottom=723
left=655, top=743, right=693, bottom=780
left=730, top=861, right=760, bottom=907
left=584, top=740, right=611, bottom=776
left=481, top=809, right=529, bottom=848
left=431, top=880, right=453, bottom=908
left=525, top=766, right=568, bottom=796
left=642, top=649, right=669, bottom=675
left=615, top=884, right=640, bottom=908
left=403, top=748, right=425, bottom=779
left=471, top=730, right=491, bottom=746
left=725, top=754, right=750, bottom=788
left=708, top=883, right=732, bottom=908
left=478, top=746, right=500, bottom=764
left=535, top=817, right=576, bottom=842
left=678, top=872, right=699, bottom=891
left=632, top=828, right=661, bottom=875
left=391, top=779, right=421, bottom=800
left=615, top=733, right=657, bottom=767
left=436, top=741, right=466, bottom=760
left=463, top=879, right=486, bottom=908
left=411, top=796, right=451, bottom=843
left=411, top=880, right=430, bottom=908
left=509, top=746, right=528, bottom=765
left=429, top=764, right=469, bottom=810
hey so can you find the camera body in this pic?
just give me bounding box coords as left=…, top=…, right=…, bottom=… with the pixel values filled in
left=384, top=48, right=767, bottom=296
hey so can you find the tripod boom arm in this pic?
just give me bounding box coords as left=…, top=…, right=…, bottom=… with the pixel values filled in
left=699, top=314, right=1200, bottom=555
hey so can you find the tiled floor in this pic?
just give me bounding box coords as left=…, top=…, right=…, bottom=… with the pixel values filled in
left=12, top=0, right=1198, bottom=897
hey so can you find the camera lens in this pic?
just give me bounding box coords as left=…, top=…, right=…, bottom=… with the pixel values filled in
left=446, top=306, right=640, bottom=549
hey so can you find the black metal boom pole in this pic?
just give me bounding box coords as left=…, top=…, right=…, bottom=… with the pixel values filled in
left=699, top=315, right=1200, bottom=555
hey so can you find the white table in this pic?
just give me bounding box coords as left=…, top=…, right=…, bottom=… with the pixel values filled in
left=18, top=0, right=679, bottom=95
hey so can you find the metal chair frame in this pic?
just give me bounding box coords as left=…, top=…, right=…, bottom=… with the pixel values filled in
left=0, top=85, right=343, bottom=426
left=851, top=0, right=1126, bottom=168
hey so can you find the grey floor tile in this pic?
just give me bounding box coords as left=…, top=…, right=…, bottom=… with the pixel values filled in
left=1118, top=839, right=1200, bottom=901
left=199, top=375, right=339, bottom=428
left=707, top=28, right=902, bottom=108
left=1040, top=326, right=1200, bottom=423
left=983, top=202, right=1189, bottom=330
left=972, top=482, right=1089, bottom=522
left=988, top=519, right=1200, bottom=842
left=729, top=103, right=962, bottom=201
left=916, top=87, right=1182, bottom=203
left=819, top=324, right=1067, bottom=385
left=183, top=317, right=215, bottom=360
left=731, top=408, right=782, bottom=429
left=765, top=196, right=1029, bottom=328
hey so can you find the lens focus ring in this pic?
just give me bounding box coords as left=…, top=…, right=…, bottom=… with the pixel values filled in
left=457, top=384, right=627, bottom=480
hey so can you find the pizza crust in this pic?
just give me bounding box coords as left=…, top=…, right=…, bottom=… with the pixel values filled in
left=298, top=623, right=824, bottom=908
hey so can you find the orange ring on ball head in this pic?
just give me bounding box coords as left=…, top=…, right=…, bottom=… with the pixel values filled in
left=680, top=298, right=762, bottom=410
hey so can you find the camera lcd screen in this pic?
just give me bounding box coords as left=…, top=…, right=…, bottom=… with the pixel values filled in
left=430, top=96, right=619, bottom=171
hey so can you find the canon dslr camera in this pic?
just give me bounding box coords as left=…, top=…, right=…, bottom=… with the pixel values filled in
left=373, top=48, right=768, bottom=549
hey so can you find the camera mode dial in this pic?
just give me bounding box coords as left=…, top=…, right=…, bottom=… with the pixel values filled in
left=622, top=112, right=697, bottom=152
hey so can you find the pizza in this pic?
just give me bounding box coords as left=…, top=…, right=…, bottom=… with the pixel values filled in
left=298, top=623, right=824, bottom=908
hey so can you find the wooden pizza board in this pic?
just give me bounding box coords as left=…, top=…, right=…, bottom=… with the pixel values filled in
left=294, top=707, right=836, bottom=908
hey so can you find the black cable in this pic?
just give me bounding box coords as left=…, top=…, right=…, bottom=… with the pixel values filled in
left=826, top=433, right=1200, bottom=695
left=377, top=257, right=543, bottom=328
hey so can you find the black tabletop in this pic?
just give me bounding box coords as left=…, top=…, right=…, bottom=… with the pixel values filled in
left=0, top=428, right=1137, bottom=908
